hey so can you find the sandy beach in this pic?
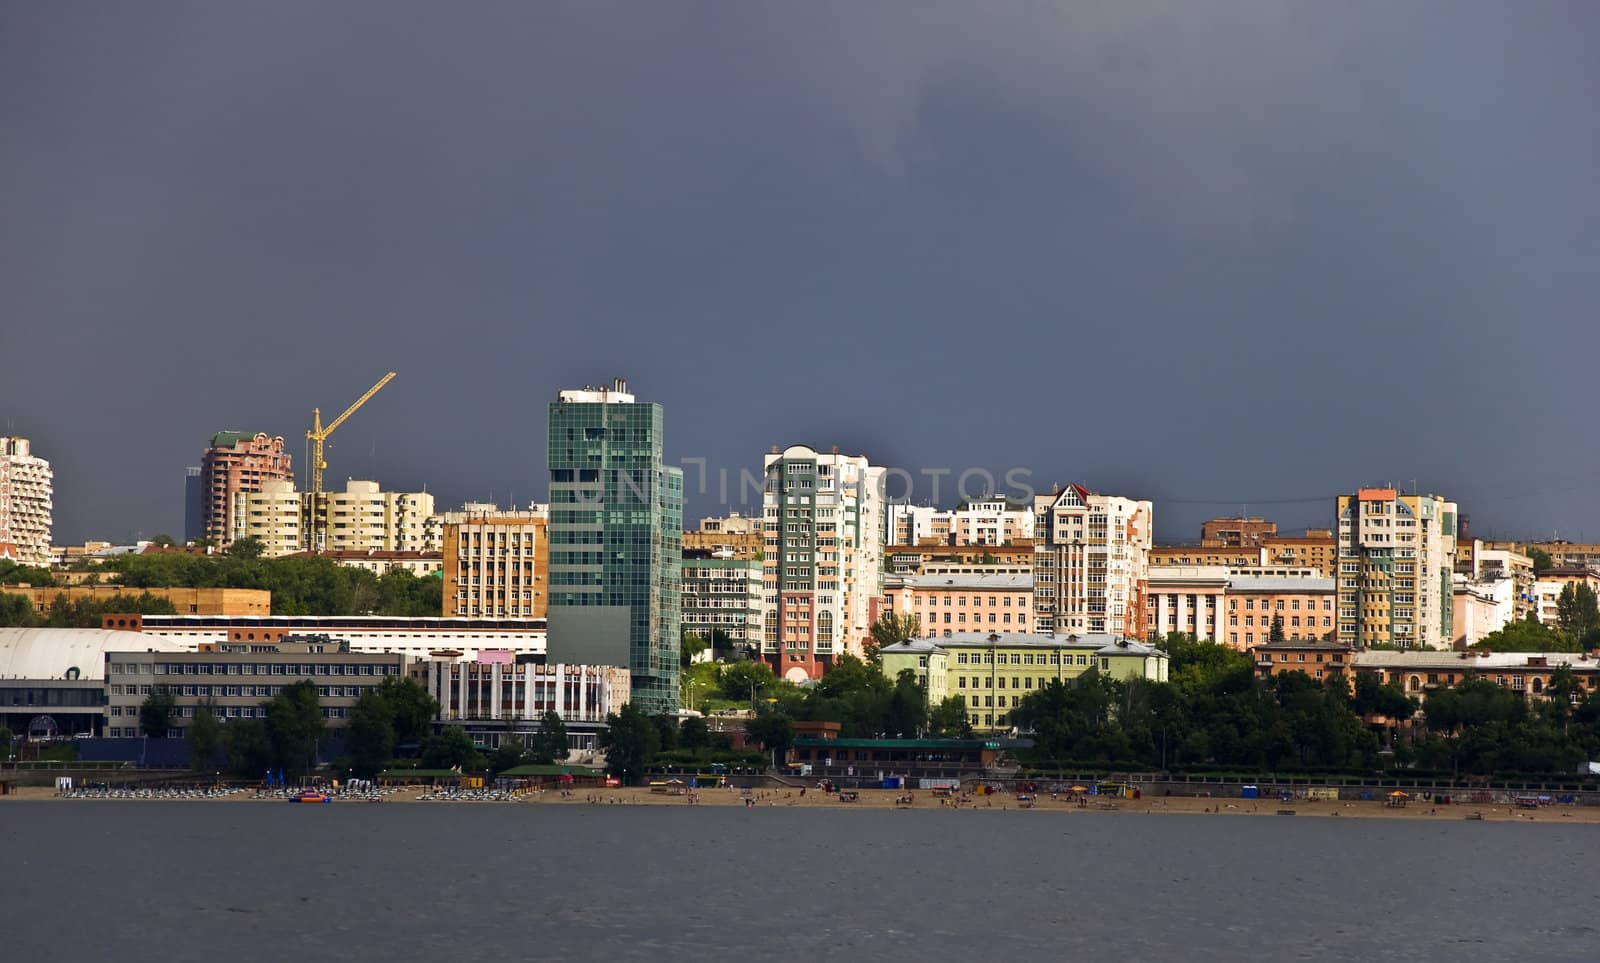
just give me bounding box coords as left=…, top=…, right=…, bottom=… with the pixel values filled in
left=5, top=783, right=1592, bottom=822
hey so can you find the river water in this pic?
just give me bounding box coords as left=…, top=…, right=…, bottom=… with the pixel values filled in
left=2, top=802, right=1594, bottom=961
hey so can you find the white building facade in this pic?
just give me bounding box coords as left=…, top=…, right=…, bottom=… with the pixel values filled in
left=1145, top=565, right=1230, bottom=641
left=762, top=445, right=886, bottom=682
left=1033, top=485, right=1153, bottom=638
left=0, top=436, right=53, bottom=565
left=888, top=499, right=1032, bottom=547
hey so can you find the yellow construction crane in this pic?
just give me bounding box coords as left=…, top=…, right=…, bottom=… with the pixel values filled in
left=306, top=371, right=396, bottom=496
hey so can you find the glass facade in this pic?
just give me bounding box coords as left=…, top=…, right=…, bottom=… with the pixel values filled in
left=548, top=390, right=682, bottom=713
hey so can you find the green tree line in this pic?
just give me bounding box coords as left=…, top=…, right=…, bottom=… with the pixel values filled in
left=1467, top=584, right=1600, bottom=653
left=42, top=538, right=444, bottom=617
left=0, top=591, right=178, bottom=628
left=1011, top=635, right=1600, bottom=778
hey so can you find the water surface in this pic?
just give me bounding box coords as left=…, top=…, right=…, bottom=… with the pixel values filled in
left=2, top=803, right=1593, bottom=961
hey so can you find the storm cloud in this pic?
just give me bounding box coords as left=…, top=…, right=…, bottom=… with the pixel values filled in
left=3, top=1, right=1597, bottom=543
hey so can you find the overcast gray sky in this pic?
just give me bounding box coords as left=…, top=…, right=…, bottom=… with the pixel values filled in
left=4, top=1, right=1598, bottom=544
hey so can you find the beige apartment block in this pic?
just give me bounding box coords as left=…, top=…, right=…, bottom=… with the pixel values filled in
left=1336, top=489, right=1458, bottom=650
left=442, top=506, right=547, bottom=619
left=231, top=479, right=440, bottom=557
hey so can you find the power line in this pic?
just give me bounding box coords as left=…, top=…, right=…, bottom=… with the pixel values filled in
left=1151, top=494, right=1339, bottom=506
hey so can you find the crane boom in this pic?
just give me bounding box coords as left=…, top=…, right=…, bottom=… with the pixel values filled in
left=306, top=371, right=396, bottom=498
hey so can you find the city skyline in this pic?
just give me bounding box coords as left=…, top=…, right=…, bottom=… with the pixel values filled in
left=5, top=3, right=1600, bottom=544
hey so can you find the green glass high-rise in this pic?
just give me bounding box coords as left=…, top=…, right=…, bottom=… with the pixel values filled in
left=546, top=379, right=682, bottom=713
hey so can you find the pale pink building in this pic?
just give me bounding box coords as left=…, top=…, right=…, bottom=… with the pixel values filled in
left=884, top=573, right=1033, bottom=637
left=199, top=431, right=293, bottom=547
left=1225, top=576, right=1337, bottom=651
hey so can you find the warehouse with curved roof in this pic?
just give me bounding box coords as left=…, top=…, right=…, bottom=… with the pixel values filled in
left=0, top=627, right=191, bottom=682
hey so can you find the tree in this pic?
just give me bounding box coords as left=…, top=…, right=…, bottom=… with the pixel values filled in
left=868, top=612, right=920, bottom=664
left=376, top=676, right=438, bottom=749
left=226, top=536, right=264, bottom=560
left=720, top=660, right=778, bottom=702
left=0, top=726, right=13, bottom=759
left=885, top=668, right=928, bottom=738
left=1269, top=615, right=1286, bottom=644
left=1557, top=583, right=1600, bottom=637
left=187, top=701, right=223, bottom=771
left=264, top=680, right=325, bottom=777
left=139, top=688, right=177, bottom=737
left=681, top=630, right=709, bottom=667
left=372, top=569, right=444, bottom=617
left=222, top=719, right=274, bottom=777
left=679, top=714, right=711, bottom=750
left=1351, top=671, right=1416, bottom=719
left=1472, top=618, right=1576, bottom=653
left=599, top=703, right=661, bottom=785
left=0, top=593, right=36, bottom=627
left=928, top=695, right=973, bottom=738
left=421, top=725, right=484, bottom=771
left=346, top=689, right=397, bottom=777
left=150, top=534, right=177, bottom=547
left=652, top=714, right=680, bottom=753
left=32, top=591, right=178, bottom=629
left=744, top=712, right=795, bottom=769
left=490, top=734, right=529, bottom=774
left=529, top=710, right=569, bottom=764
left=0, top=560, right=54, bottom=587
left=1528, top=547, right=1554, bottom=576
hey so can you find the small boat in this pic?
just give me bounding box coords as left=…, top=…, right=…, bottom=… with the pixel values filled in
left=290, top=790, right=331, bottom=804
left=1276, top=809, right=1297, bottom=816
left=1465, top=812, right=1484, bottom=821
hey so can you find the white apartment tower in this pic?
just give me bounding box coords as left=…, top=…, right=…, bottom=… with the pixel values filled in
left=0, top=436, right=54, bottom=565
left=1033, top=485, right=1153, bottom=638
left=762, top=445, right=886, bottom=682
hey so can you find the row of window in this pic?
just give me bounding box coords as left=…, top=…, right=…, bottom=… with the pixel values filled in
left=1229, top=615, right=1332, bottom=628
left=915, top=595, right=1023, bottom=608
left=104, top=705, right=350, bottom=735
left=930, top=612, right=1023, bottom=624
left=955, top=651, right=1093, bottom=666
left=110, top=662, right=398, bottom=678
left=110, top=683, right=372, bottom=704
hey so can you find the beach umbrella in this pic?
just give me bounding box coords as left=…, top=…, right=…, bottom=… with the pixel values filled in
left=1388, top=791, right=1408, bottom=798
left=1070, top=785, right=1088, bottom=793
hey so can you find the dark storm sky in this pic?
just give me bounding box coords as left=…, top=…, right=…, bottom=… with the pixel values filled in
left=4, top=2, right=1599, bottom=545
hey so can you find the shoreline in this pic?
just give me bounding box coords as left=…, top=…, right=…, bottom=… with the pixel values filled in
left=4, top=785, right=1590, bottom=823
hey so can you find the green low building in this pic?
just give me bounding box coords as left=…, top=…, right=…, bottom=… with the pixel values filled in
left=881, top=631, right=1169, bottom=733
